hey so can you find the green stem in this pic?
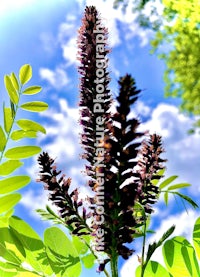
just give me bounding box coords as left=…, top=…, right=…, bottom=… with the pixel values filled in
left=110, top=252, right=118, bottom=277
left=141, top=213, right=147, bottom=277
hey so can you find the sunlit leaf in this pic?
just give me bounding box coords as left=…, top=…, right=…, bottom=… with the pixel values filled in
left=10, top=72, right=19, bottom=91
left=159, top=176, right=178, bottom=189
left=163, top=236, right=200, bottom=277
left=44, top=227, right=81, bottom=277
left=0, top=126, right=7, bottom=151
left=0, top=227, right=25, bottom=265
left=19, top=64, right=32, bottom=85
left=9, top=216, right=53, bottom=275
left=0, top=175, right=30, bottom=194
left=81, top=253, right=96, bottom=269
left=20, top=101, right=48, bottom=112
left=22, top=86, right=42, bottom=95
left=0, top=160, right=23, bottom=176
left=5, top=146, right=41, bottom=159
left=167, top=183, right=191, bottom=191
left=11, top=130, right=37, bottom=140
left=17, top=119, right=46, bottom=134
left=4, top=106, right=13, bottom=133
left=173, top=192, right=198, bottom=209
left=164, top=191, right=169, bottom=205
left=72, top=236, right=88, bottom=255
left=193, top=217, right=200, bottom=260
left=4, top=75, right=19, bottom=104
left=0, top=194, right=21, bottom=214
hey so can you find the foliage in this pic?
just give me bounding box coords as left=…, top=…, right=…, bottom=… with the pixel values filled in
left=151, top=0, right=200, bottom=126
left=0, top=64, right=47, bottom=220
left=136, top=216, right=200, bottom=277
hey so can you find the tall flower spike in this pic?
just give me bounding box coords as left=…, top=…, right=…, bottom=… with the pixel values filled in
left=137, top=134, right=167, bottom=214
left=38, top=152, right=92, bottom=236
left=77, top=5, right=112, bottom=176
left=101, top=74, right=145, bottom=259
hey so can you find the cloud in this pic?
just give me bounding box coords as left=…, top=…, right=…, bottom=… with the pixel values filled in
left=138, top=103, right=200, bottom=195
left=121, top=208, right=199, bottom=277
left=39, top=67, right=70, bottom=89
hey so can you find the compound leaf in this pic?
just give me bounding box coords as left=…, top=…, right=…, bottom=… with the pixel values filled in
left=4, top=75, right=19, bottom=104
left=5, top=146, right=41, bottom=159
left=22, top=86, right=42, bottom=95
left=16, top=119, right=46, bottom=134
left=0, top=194, right=21, bottom=214
left=20, top=101, right=48, bottom=112
left=19, top=64, right=32, bottom=85
left=0, top=176, right=30, bottom=194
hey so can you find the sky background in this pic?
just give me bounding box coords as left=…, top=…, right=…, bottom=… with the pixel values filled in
left=1, top=0, right=200, bottom=276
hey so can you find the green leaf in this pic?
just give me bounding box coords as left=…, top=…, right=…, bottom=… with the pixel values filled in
left=4, top=75, right=19, bottom=104
left=0, top=160, right=23, bottom=176
left=81, top=254, right=96, bottom=269
left=0, top=227, right=25, bottom=265
left=152, top=168, right=165, bottom=185
left=164, top=191, right=169, bottom=205
left=163, top=236, right=200, bottom=277
left=193, top=217, right=200, bottom=260
left=173, top=192, right=198, bottom=209
left=5, top=146, right=41, bottom=159
left=146, top=225, right=175, bottom=263
left=0, top=176, right=30, bottom=194
left=167, top=183, right=191, bottom=190
left=136, top=261, right=172, bottom=277
left=72, top=236, right=88, bottom=255
left=20, top=101, right=48, bottom=112
left=0, top=126, right=7, bottom=151
left=22, top=86, right=42, bottom=95
left=4, top=106, right=13, bottom=133
left=19, top=64, right=32, bottom=85
left=44, top=226, right=81, bottom=277
left=11, top=130, right=37, bottom=140
left=9, top=216, right=53, bottom=275
left=159, top=176, right=178, bottom=189
left=10, top=72, right=19, bottom=91
left=0, top=194, right=21, bottom=214
left=17, top=119, right=46, bottom=134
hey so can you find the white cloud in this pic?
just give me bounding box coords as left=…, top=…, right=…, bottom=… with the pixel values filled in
left=39, top=67, right=70, bottom=89
left=121, top=209, right=199, bottom=277
left=139, top=103, right=200, bottom=195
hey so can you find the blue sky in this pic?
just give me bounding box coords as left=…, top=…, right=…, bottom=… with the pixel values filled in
left=1, top=0, right=200, bottom=276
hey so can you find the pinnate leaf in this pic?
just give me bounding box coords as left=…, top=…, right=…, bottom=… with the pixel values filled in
left=0, top=194, right=21, bottom=214
left=159, top=175, right=178, bottom=189
left=10, top=72, right=19, bottom=91
left=193, top=217, right=200, bottom=260
left=0, top=175, right=30, bottom=194
left=0, top=160, right=23, bottom=176
left=5, top=146, right=41, bottom=159
left=167, top=183, right=191, bottom=191
left=4, top=106, right=13, bottom=133
left=0, top=126, right=7, bottom=151
left=44, top=227, right=81, bottom=277
left=11, top=130, right=37, bottom=140
left=22, top=86, right=42, bottom=95
left=81, top=253, right=96, bottom=269
left=17, top=119, right=46, bottom=134
left=4, top=75, right=19, bottom=104
left=19, top=64, right=32, bottom=85
left=20, top=101, right=48, bottom=112
left=9, top=216, right=52, bottom=275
